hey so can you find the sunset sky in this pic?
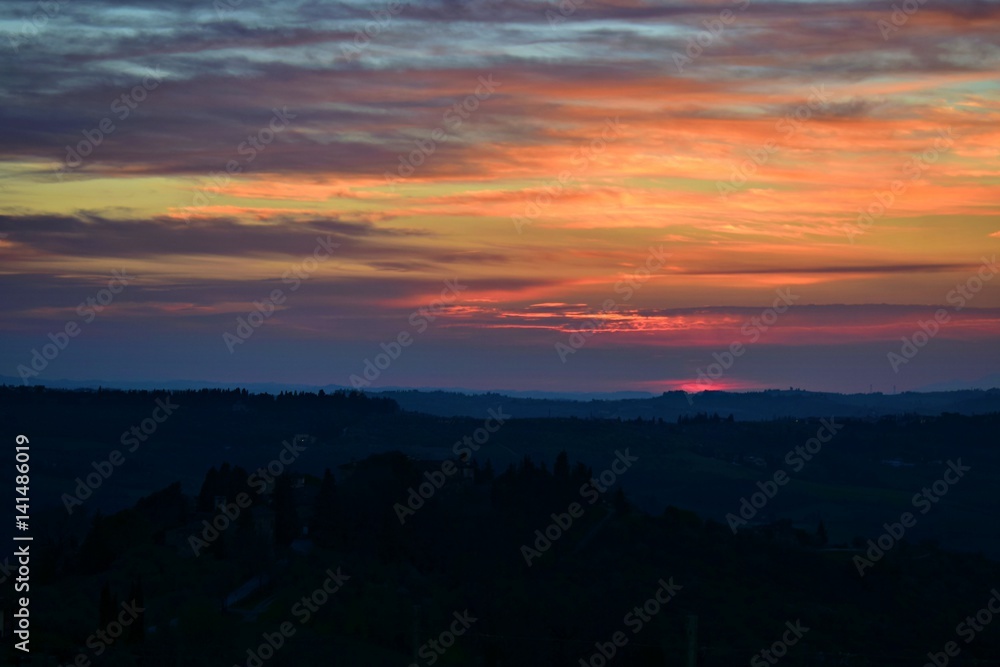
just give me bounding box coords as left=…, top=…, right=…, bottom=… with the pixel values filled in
left=1, top=0, right=999, bottom=394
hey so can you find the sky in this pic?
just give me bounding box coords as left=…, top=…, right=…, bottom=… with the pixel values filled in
left=1, top=0, right=999, bottom=395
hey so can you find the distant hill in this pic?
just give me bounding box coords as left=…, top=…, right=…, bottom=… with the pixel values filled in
left=916, top=373, right=1000, bottom=392
left=3, top=375, right=1000, bottom=421
left=379, top=388, right=1000, bottom=421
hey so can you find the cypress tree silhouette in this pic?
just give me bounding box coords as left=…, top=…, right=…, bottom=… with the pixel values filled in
left=553, top=451, right=570, bottom=479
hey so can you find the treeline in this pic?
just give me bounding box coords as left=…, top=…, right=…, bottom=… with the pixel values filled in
left=0, top=385, right=398, bottom=444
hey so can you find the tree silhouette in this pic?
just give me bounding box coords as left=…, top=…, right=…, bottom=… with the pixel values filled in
left=553, top=450, right=570, bottom=479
